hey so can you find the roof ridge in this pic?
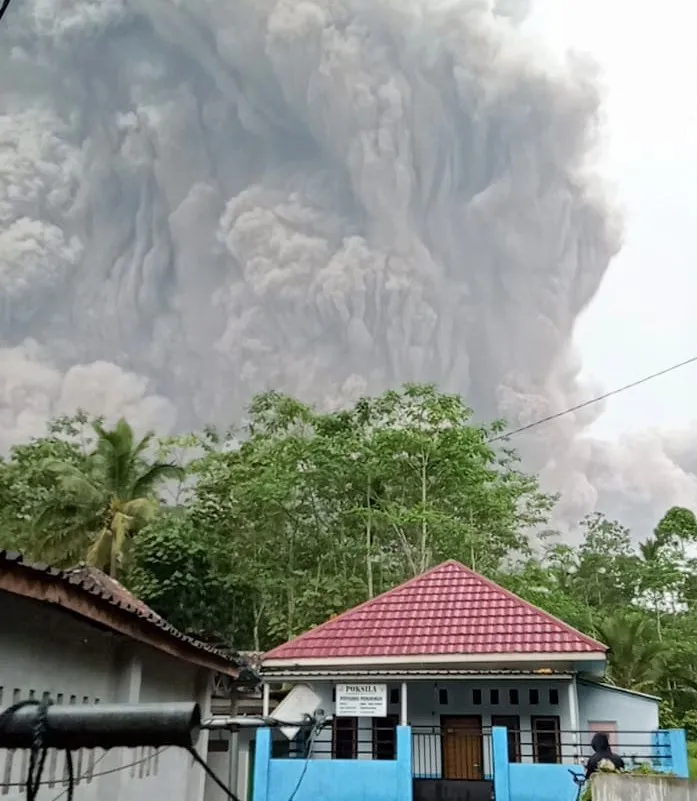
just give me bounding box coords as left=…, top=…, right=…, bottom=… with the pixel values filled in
left=263, top=560, right=607, bottom=662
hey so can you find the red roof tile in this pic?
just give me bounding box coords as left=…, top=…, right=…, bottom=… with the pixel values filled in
left=264, top=561, right=606, bottom=661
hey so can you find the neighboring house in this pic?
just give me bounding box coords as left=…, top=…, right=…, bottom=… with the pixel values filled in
left=252, top=560, right=689, bottom=801
left=0, top=551, right=252, bottom=801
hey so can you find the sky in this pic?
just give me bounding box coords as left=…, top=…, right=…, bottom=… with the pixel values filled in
left=526, top=0, right=697, bottom=438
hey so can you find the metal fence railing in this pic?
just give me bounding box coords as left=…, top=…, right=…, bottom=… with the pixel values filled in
left=270, top=718, right=400, bottom=761
left=267, top=723, right=671, bottom=772
left=411, top=726, right=669, bottom=777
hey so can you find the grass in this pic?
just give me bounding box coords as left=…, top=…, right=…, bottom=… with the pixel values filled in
left=688, top=742, right=697, bottom=778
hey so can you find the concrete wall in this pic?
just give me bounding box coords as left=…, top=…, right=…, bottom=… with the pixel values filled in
left=577, top=681, right=659, bottom=764
left=493, top=728, right=690, bottom=801
left=0, top=591, right=213, bottom=801
left=252, top=727, right=412, bottom=801
left=274, top=677, right=575, bottom=776
left=594, top=774, right=697, bottom=801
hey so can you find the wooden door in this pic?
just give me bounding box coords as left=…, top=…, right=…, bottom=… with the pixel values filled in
left=441, top=716, right=483, bottom=780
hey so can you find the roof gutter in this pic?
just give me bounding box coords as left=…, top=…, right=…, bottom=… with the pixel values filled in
left=260, top=668, right=575, bottom=681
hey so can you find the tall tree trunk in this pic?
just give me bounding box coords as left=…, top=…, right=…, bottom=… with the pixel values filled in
left=366, top=479, right=374, bottom=599
left=419, top=456, right=428, bottom=573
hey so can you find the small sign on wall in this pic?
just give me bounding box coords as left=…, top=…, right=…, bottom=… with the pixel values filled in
left=335, top=683, right=388, bottom=717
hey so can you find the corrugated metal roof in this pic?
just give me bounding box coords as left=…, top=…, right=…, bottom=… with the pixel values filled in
left=0, top=550, right=243, bottom=672
left=264, top=560, right=607, bottom=662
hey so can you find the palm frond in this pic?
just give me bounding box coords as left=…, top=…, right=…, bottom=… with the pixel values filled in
left=133, top=431, right=155, bottom=459
left=131, top=463, right=185, bottom=499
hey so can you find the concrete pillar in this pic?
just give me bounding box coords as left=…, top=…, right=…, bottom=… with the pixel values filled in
left=187, top=670, right=213, bottom=801
left=101, top=646, right=142, bottom=801
left=400, top=682, right=408, bottom=726
left=492, top=727, right=511, bottom=801
left=668, top=729, right=689, bottom=778
left=252, top=728, right=272, bottom=801
left=568, top=677, right=580, bottom=760
left=395, top=727, right=413, bottom=801
left=262, top=684, right=270, bottom=717
left=228, top=693, right=240, bottom=800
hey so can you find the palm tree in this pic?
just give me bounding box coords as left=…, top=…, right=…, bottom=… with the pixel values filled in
left=594, top=612, right=664, bottom=692
left=35, top=419, right=184, bottom=576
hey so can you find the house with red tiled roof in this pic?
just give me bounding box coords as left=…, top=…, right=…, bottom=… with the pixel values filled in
left=250, top=561, right=689, bottom=801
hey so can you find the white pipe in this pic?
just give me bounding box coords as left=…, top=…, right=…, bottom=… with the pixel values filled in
left=203, top=715, right=316, bottom=730
left=400, top=682, right=408, bottom=726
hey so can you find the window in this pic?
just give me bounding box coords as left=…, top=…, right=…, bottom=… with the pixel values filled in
left=531, top=716, right=561, bottom=764
left=439, top=689, right=449, bottom=706
left=472, top=689, right=482, bottom=705
left=491, top=715, right=521, bottom=763
left=372, top=715, right=398, bottom=760
left=490, top=689, right=499, bottom=705
left=529, top=688, right=539, bottom=705
left=509, top=689, right=519, bottom=705
left=332, top=717, right=357, bottom=759
left=549, top=688, right=559, bottom=706
left=390, top=688, right=400, bottom=705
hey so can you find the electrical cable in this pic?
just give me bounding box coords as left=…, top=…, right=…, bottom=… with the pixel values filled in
left=0, top=699, right=74, bottom=801
left=4, top=746, right=169, bottom=789
left=488, top=354, right=697, bottom=443
left=0, top=0, right=12, bottom=24
left=1, top=699, right=315, bottom=801
left=0, top=697, right=245, bottom=801
left=187, top=746, right=243, bottom=801
left=285, top=723, right=322, bottom=801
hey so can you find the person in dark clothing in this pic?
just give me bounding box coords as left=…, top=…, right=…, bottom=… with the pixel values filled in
left=585, top=732, right=625, bottom=779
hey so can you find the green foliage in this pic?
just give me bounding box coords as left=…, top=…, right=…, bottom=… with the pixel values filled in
left=688, top=742, right=697, bottom=779
left=3, top=386, right=697, bottom=737
left=0, top=413, right=183, bottom=576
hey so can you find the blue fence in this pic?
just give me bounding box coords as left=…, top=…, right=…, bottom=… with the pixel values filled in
left=252, top=726, right=412, bottom=801
left=492, top=727, right=689, bottom=801
left=253, top=724, right=688, bottom=801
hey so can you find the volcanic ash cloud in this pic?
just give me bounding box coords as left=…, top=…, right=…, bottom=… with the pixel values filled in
left=0, top=0, right=694, bottom=528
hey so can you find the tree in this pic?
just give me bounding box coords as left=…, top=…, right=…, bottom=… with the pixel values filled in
left=34, top=418, right=184, bottom=576
left=125, top=509, right=255, bottom=647
left=0, top=413, right=94, bottom=557
left=594, top=612, right=664, bottom=692
left=183, top=385, right=555, bottom=648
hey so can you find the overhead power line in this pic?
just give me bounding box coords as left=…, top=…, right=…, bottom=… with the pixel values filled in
left=0, top=0, right=13, bottom=24
left=489, top=354, right=697, bottom=443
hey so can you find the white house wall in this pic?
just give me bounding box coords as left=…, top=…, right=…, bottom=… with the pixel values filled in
left=270, top=678, right=577, bottom=774
left=576, top=682, right=659, bottom=764
left=0, top=591, right=211, bottom=801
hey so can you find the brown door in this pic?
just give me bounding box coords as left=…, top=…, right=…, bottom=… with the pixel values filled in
left=441, top=716, right=483, bottom=780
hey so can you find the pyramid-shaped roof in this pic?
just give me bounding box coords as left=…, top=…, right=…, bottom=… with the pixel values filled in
left=264, top=561, right=606, bottom=663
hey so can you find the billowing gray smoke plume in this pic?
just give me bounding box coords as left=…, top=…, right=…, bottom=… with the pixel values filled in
left=1, top=0, right=695, bottom=530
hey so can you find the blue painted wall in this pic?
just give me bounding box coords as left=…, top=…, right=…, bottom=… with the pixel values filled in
left=492, top=728, right=581, bottom=801
left=492, top=726, right=689, bottom=801
left=253, top=726, right=413, bottom=801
